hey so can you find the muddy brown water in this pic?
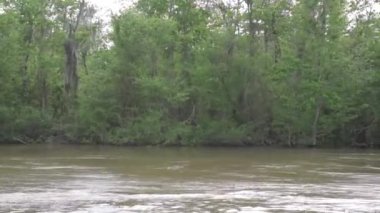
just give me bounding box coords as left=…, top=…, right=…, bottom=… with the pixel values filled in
left=0, top=145, right=379, bottom=212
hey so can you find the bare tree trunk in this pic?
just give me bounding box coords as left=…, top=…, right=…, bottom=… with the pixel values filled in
left=21, top=54, right=30, bottom=101
left=311, top=0, right=328, bottom=147
left=246, top=1, right=256, bottom=56
left=64, top=39, right=78, bottom=98
left=271, top=12, right=281, bottom=63
left=287, top=127, right=293, bottom=147
left=264, top=28, right=269, bottom=52
left=63, top=0, right=85, bottom=105
left=20, top=24, right=33, bottom=102
left=37, top=69, right=48, bottom=114
left=312, top=100, right=322, bottom=146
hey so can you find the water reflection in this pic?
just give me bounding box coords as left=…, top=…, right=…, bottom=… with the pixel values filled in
left=0, top=145, right=379, bottom=212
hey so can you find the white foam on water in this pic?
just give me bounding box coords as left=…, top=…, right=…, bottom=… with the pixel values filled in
left=2, top=181, right=379, bottom=212
left=31, top=165, right=99, bottom=170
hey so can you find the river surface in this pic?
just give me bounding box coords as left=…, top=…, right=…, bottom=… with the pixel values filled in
left=0, top=145, right=380, bottom=212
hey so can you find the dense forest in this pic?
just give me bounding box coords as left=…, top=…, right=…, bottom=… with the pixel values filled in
left=0, top=0, right=379, bottom=147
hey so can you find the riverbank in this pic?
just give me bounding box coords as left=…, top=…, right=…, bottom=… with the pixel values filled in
left=2, top=134, right=378, bottom=149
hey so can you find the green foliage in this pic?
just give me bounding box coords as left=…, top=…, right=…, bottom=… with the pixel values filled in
left=0, top=0, right=379, bottom=147
left=0, top=106, right=52, bottom=143
left=191, top=119, right=248, bottom=146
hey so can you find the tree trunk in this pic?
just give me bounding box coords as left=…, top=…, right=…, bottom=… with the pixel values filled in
left=271, top=12, right=281, bottom=63
left=21, top=54, right=30, bottom=101
left=63, top=0, right=85, bottom=107
left=20, top=23, right=33, bottom=102
left=64, top=38, right=78, bottom=99
left=37, top=68, right=48, bottom=114
left=247, top=3, right=255, bottom=56
left=312, top=100, right=322, bottom=146
left=287, top=127, right=293, bottom=147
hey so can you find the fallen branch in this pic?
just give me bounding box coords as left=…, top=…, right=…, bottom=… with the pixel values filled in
left=13, top=137, right=27, bottom=144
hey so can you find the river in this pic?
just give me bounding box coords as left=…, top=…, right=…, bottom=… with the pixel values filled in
left=0, top=145, right=379, bottom=212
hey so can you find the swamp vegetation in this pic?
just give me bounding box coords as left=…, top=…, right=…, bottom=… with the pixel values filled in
left=0, top=0, right=379, bottom=147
